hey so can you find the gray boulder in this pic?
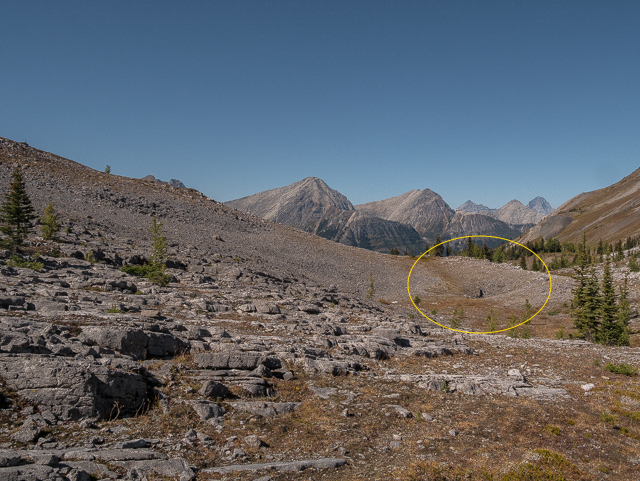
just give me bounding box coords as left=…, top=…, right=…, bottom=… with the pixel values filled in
left=198, top=380, right=230, bottom=399
left=254, top=301, right=281, bottom=315
left=0, top=354, right=149, bottom=420
left=194, top=352, right=281, bottom=370
left=189, top=401, right=225, bottom=422
left=228, top=402, right=300, bottom=417
left=80, top=327, right=185, bottom=359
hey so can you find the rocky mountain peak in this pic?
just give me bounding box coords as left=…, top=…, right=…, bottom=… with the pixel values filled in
left=527, top=196, right=555, bottom=216
left=355, top=189, right=455, bottom=241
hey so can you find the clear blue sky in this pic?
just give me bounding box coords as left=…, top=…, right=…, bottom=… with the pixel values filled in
left=2, top=1, right=639, bottom=210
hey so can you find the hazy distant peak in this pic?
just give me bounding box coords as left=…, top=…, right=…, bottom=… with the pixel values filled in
left=456, top=200, right=495, bottom=213
left=492, top=199, right=544, bottom=225
left=527, top=196, right=555, bottom=216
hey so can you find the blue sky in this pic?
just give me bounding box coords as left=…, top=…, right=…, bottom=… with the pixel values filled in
left=2, top=1, right=639, bottom=209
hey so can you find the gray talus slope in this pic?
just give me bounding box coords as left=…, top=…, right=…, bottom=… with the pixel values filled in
left=0, top=137, right=414, bottom=298
left=445, top=212, right=521, bottom=247
left=355, top=189, right=455, bottom=242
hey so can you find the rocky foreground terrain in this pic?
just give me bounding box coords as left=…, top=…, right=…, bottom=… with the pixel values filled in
left=0, top=137, right=639, bottom=480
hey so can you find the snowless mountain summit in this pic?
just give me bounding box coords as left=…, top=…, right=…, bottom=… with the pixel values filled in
left=527, top=196, right=555, bottom=216
left=225, top=177, right=423, bottom=253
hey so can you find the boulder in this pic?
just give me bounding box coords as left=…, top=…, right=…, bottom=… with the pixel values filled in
left=198, top=380, right=230, bottom=399
left=194, top=352, right=281, bottom=370
left=254, top=301, right=281, bottom=315
left=0, top=354, right=149, bottom=420
left=189, top=401, right=225, bottom=422
left=228, top=402, right=300, bottom=417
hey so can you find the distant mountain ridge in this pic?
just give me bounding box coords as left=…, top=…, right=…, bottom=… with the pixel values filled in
left=492, top=199, right=544, bottom=226
left=226, top=178, right=423, bottom=253
left=519, top=168, right=640, bottom=244
left=456, top=197, right=554, bottom=230
left=456, top=200, right=495, bottom=214
left=226, top=178, right=554, bottom=253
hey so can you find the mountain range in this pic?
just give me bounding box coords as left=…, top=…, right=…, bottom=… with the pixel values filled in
left=226, top=178, right=555, bottom=253
left=227, top=178, right=424, bottom=253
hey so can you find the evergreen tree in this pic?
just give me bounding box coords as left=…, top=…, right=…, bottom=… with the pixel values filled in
left=366, top=272, right=375, bottom=299
left=625, top=236, right=633, bottom=250
left=519, top=255, right=527, bottom=270
left=40, top=202, right=61, bottom=241
left=0, top=168, right=36, bottom=246
left=615, top=276, right=631, bottom=346
left=598, top=259, right=619, bottom=345
left=629, top=255, right=640, bottom=272
left=463, top=237, right=474, bottom=257
left=538, top=237, right=545, bottom=253
left=492, top=248, right=504, bottom=263
left=572, top=232, right=600, bottom=341
left=434, top=236, right=444, bottom=257
left=531, top=257, right=540, bottom=271
left=149, top=217, right=168, bottom=268
left=482, top=242, right=491, bottom=260
left=615, top=240, right=624, bottom=261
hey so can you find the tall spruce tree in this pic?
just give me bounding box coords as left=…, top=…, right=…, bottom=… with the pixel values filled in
left=519, top=254, right=527, bottom=270
left=434, top=236, right=444, bottom=257
left=615, top=276, right=631, bottom=346
left=0, top=168, right=36, bottom=246
left=598, top=259, right=619, bottom=345
left=572, top=232, right=600, bottom=341
left=464, top=237, right=474, bottom=257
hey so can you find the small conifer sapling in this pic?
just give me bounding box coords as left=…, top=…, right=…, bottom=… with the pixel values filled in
left=366, top=272, right=375, bottom=299
left=40, top=202, right=61, bottom=240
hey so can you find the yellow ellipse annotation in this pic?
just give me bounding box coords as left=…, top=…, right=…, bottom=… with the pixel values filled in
left=407, top=235, right=552, bottom=335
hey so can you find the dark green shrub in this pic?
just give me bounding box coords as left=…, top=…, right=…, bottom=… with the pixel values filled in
left=6, top=255, right=43, bottom=271
left=604, top=362, right=637, bottom=376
